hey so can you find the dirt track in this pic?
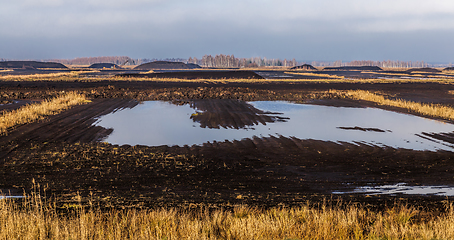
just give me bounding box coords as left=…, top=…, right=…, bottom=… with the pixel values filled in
left=2, top=78, right=454, bottom=209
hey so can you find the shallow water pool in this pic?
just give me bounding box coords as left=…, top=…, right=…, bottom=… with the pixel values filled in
left=94, top=100, right=454, bottom=151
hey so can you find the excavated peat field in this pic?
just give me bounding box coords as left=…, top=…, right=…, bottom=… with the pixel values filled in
left=2, top=79, right=454, bottom=210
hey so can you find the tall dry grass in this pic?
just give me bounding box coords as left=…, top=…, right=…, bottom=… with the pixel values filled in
left=344, top=90, right=454, bottom=120
left=0, top=92, right=89, bottom=134
left=1, top=193, right=454, bottom=239
left=0, top=71, right=98, bottom=81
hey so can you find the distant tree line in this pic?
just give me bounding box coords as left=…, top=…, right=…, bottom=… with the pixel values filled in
left=1, top=56, right=444, bottom=69
left=187, top=55, right=299, bottom=68
left=311, top=60, right=429, bottom=68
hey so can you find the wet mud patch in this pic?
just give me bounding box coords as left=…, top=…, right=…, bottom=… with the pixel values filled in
left=1, top=137, right=454, bottom=208
left=0, top=98, right=138, bottom=159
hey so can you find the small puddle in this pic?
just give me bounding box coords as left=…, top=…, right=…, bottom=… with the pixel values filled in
left=333, top=183, right=454, bottom=196
left=94, top=100, right=454, bottom=150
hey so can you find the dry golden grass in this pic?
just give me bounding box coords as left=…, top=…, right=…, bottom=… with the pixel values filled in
left=343, top=90, right=454, bottom=120
left=0, top=92, right=89, bottom=135
left=0, top=71, right=98, bottom=81
left=285, top=71, right=345, bottom=79
left=1, top=193, right=454, bottom=240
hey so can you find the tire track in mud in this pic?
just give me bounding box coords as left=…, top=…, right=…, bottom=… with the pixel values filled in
left=0, top=99, right=138, bottom=160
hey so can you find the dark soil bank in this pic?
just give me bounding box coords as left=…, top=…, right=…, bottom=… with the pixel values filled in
left=134, top=61, right=192, bottom=70
left=323, top=66, right=383, bottom=71
left=89, top=63, right=121, bottom=69
left=0, top=61, right=68, bottom=69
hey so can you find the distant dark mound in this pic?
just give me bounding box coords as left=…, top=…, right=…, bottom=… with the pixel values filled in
left=406, top=68, right=441, bottom=73
left=134, top=61, right=191, bottom=70
left=445, top=67, right=454, bottom=71
left=119, top=71, right=264, bottom=80
left=323, top=66, right=382, bottom=71
left=88, top=63, right=121, bottom=69
left=290, top=64, right=317, bottom=71
left=0, top=61, right=67, bottom=69
left=186, top=63, right=202, bottom=69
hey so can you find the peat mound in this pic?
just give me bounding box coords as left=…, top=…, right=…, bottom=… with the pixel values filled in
left=0, top=61, right=68, bottom=69
left=406, top=68, right=441, bottom=73
left=119, top=70, right=264, bottom=79
left=134, top=61, right=191, bottom=70
left=323, top=66, right=382, bottom=71
left=88, top=63, right=121, bottom=69
left=186, top=63, right=202, bottom=69
left=290, top=64, right=317, bottom=71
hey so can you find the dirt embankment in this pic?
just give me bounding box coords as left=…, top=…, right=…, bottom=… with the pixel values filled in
left=0, top=61, right=68, bottom=69
left=323, top=66, right=383, bottom=71
left=134, top=61, right=192, bottom=70
left=88, top=63, right=121, bottom=69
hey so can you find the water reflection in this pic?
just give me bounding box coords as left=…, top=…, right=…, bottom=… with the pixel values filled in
left=189, top=99, right=288, bottom=129
left=333, top=183, right=454, bottom=196
left=94, top=100, right=454, bottom=151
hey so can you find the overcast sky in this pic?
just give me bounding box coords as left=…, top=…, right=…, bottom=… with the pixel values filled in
left=1, top=0, right=454, bottom=62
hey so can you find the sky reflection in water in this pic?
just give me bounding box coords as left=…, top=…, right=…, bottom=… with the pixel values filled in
left=94, top=101, right=454, bottom=151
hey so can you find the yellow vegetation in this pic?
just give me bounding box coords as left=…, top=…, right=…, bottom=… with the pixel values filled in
left=0, top=92, right=89, bottom=134
left=285, top=71, right=344, bottom=79
left=343, top=90, right=454, bottom=120
left=1, top=194, right=454, bottom=239
left=0, top=71, right=98, bottom=81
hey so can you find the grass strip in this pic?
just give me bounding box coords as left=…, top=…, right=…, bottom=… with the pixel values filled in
left=0, top=92, right=89, bottom=135
left=345, top=90, right=454, bottom=120
left=1, top=194, right=454, bottom=239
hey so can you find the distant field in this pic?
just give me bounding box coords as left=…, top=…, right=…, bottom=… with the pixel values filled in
left=2, top=66, right=454, bottom=239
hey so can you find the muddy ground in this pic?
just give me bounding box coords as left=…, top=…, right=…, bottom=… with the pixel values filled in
left=2, top=77, right=454, bottom=210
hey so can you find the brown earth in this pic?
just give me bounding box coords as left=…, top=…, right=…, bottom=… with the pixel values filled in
left=1, top=76, right=454, bottom=210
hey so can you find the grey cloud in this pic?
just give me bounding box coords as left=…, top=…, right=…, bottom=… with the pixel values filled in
left=1, top=0, right=453, bottom=61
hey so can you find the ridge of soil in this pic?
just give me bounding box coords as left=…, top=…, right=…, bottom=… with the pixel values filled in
left=406, top=68, right=442, bottom=73
left=290, top=64, right=317, bottom=70
left=0, top=61, right=68, bottom=69
left=88, top=63, right=121, bottom=69
left=323, top=66, right=383, bottom=71
left=134, top=61, right=191, bottom=70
